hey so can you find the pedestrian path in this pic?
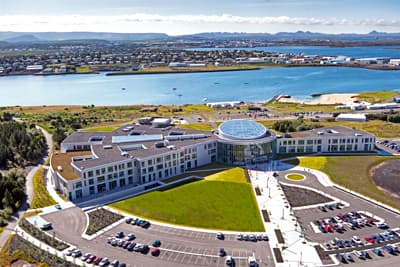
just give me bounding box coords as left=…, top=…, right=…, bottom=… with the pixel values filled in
left=248, top=162, right=324, bottom=267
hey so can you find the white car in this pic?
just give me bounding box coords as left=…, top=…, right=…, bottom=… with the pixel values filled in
left=225, top=255, right=233, bottom=265
left=248, top=256, right=257, bottom=267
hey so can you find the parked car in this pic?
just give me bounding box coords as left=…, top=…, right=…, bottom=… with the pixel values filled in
left=354, top=250, right=365, bottom=260
left=373, top=248, right=383, bottom=256
left=344, top=253, right=353, bottom=262
left=248, top=256, right=257, bottom=267
left=125, top=217, right=133, bottom=224
left=217, top=232, right=224, bottom=240
left=262, top=234, right=269, bottom=241
left=126, top=233, right=135, bottom=241
left=110, top=260, right=119, bottom=267
left=86, top=255, right=96, bottom=264
left=127, top=242, right=136, bottom=251
left=55, top=203, right=62, bottom=210
left=225, top=255, right=233, bottom=265
left=236, top=234, right=243, bottom=240
left=377, top=223, right=389, bottom=229
left=151, top=248, right=160, bottom=256
left=219, top=248, right=226, bottom=257
left=152, top=239, right=161, bottom=247
left=115, top=231, right=124, bottom=238
left=94, top=256, right=103, bottom=265
left=99, top=257, right=110, bottom=267
left=81, top=253, right=92, bottom=261
left=141, top=245, right=149, bottom=254
left=71, top=248, right=82, bottom=258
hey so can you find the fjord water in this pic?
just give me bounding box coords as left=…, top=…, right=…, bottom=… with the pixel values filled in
left=189, top=45, right=400, bottom=58
left=0, top=66, right=399, bottom=106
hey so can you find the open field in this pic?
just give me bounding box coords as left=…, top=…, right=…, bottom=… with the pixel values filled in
left=357, top=90, right=399, bottom=103
left=284, top=155, right=400, bottom=210
left=265, top=102, right=338, bottom=113
left=178, top=123, right=213, bottom=131
left=371, top=159, right=400, bottom=199
left=110, top=169, right=264, bottom=231
left=80, top=125, right=120, bottom=132
left=31, top=167, right=57, bottom=209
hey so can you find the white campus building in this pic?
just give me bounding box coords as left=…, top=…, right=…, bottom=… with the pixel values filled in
left=50, top=120, right=376, bottom=201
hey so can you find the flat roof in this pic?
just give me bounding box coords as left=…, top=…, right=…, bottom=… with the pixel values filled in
left=51, top=151, right=92, bottom=181
left=218, top=120, right=267, bottom=140
left=285, top=126, right=373, bottom=139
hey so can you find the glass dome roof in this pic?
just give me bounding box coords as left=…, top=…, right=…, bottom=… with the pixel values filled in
left=218, top=120, right=267, bottom=140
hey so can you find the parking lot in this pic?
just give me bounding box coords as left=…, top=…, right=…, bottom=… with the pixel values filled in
left=42, top=207, right=273, bottom=266
left=276, top=169, right=400, bottom=265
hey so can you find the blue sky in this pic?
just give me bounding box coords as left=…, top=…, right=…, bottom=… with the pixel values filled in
left=1, top=0, right=400, bottom=34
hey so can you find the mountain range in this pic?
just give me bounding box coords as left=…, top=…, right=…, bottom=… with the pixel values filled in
left=1, top=31, right=400, bottom=43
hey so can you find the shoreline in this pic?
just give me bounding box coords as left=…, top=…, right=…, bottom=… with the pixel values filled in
left=276, top=93, right=358, bottom=105
left=2, top=63, right=400, bottom=78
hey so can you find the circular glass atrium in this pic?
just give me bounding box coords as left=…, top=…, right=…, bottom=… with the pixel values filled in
left=218, top=120, right=267, bottom=140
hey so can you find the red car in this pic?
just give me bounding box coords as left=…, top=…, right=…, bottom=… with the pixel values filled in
left=86, top=255, right=96, bottom=263
left=151, top=248, right=160, bottom=256
left=364, top=237, right=375, bottom=243
left=324, top=225, right=332, bottom=232
left=94, top=256, right=103, bottom=265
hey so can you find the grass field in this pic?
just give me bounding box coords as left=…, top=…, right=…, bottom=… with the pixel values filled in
left=265, top=102, right=338, bottom=113
left=110, top=169, right=264, bottom=231
left=285, top=155, right=400, bottom=210
left=205, top=167, right=247, bottom=183
left=80, top=125, right=120, bottom=132
left=178, top=123, right=213, bottom=131
left=31, top=168, right=57, bottom=209
left=357, top=90, right=399, bottom=103
left=286, top=174, right=305, bottom=181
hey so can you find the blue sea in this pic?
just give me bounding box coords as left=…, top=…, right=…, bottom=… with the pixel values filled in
left=1, top=45, right=400, bottom=106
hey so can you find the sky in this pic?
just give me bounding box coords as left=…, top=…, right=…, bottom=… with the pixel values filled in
left=1, top=0, right=400, bottom=35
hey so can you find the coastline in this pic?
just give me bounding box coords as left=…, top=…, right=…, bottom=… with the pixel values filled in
left=277, top=93, right=358, bottom=105
left=105, top=67, right=263, bottom=76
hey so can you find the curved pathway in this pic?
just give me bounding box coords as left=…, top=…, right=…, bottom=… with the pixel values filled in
left=0, top=125, right=53, bottom=249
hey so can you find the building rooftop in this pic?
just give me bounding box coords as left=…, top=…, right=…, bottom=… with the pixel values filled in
left=51, top=151, right=92, bottom=181
left=284, top=126, right=373, bottom=139
left=218, top=120, right=267, bottom=140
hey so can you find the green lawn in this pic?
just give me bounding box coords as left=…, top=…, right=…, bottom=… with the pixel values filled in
left=110, top=169, right=263, bottom=231
left=31, top=168, right=57, bottom=209
left=357, top=90, right=398, bottom=103
left=285, top=155, right=400, bottom=210
left=178, top=123, right=213, bottom=131
left=205, top=167, right=247, bottom=183
left=80, top=125, right=119, bottom=132
left=286, top=174, right=305, bottom=181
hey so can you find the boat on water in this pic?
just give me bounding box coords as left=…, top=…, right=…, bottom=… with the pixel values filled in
left=311, top=93, right=322, bottom=97
left=172, top=87, right=177, bottom=90
left=202, top=97, right=208, bottom=102
left=121, top=87, right=126, bottom=90
left=244, top=82, right=249, bottom=85
left=178, top=94, right=183, bottom=97
left=214, top=82, right=220, bottom=85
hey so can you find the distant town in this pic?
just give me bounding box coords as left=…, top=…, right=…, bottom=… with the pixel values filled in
left=1, top=43, right=400, bottom=76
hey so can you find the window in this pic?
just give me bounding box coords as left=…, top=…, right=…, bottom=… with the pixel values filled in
left=107, top=166, right=113, bottom=172
left=88, top=171, right=93, bottom=177
left=127, top=162, right=132, bottom=168
left=97, top=176, right=105, bottom=183
left=307, top=140, right=313, bottom=145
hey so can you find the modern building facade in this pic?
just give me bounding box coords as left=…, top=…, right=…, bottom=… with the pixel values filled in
left=50, top=119, right=375, bottom=201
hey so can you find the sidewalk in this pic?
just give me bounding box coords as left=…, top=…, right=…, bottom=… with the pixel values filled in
left=248, top=166, right=324, bottom=267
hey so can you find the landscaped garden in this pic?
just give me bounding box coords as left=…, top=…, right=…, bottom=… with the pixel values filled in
left=285, top=173, right=305, bottom=181
left=31, top=167, right=57, bottom=209
left=110, top=168, right=264, bottom=231
left=85, top=208, right=124, bottom=235
left=281, top=184, right=332, bottom=207
left=283, top=155, right=400, bottom=210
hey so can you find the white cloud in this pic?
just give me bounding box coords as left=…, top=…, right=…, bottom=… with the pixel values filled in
left=0, top=14, right=399, bottom=33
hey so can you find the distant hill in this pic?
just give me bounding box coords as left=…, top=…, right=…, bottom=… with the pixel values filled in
left=1, top=31, right=400, bottom=43
left=0, top=32, right=169, bottom=42
left=5, top=34, right=41, bottom=43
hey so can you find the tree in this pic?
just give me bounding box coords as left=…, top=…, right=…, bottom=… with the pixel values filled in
left=2, top=189, right=14, bottom=209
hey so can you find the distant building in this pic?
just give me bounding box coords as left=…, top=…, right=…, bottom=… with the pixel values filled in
left=336, top=113, right=367, bottom=122
left=206, top=101, right=241, bottom=108
left=26, top=65, right=43, bottom=71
